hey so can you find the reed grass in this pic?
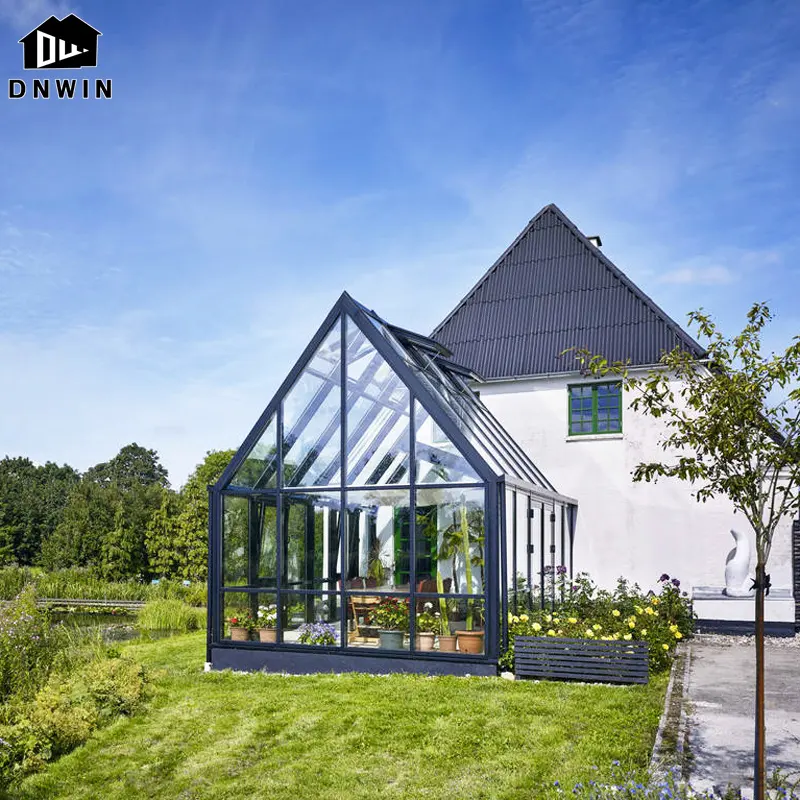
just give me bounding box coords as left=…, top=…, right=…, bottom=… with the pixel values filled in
left=136, top=600, right=205, bottom=632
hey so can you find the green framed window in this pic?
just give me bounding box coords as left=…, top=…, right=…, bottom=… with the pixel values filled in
left=568, top=382, right=622, bottom=435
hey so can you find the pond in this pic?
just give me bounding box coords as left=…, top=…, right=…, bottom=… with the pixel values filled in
left=52, top=611, right=190, bottom=642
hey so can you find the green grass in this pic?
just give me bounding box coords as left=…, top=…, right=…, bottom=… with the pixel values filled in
left=136, top=600, right=205, bottom=632
left=16, top=634, right=668, bottom=800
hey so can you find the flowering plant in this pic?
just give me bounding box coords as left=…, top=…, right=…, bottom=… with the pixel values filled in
left=501, top=571, right=694, bottom=673
left=371, top=597, right=410, bottom=632
left=228, top=612, right=256, bottom=633
left=417, top=602, right=448, bottom=635
left=257, top=604, right=277, bottom=628
left=297, top=622, right=338, bottom=646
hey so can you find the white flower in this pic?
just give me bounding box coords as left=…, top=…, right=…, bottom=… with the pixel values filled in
left=424, top=602, right=433, bottom=610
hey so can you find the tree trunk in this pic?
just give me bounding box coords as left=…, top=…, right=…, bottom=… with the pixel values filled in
left=754, top=563, right=766, bottom=800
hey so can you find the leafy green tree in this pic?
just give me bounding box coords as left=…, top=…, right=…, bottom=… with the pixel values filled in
left=145, top=490, right=183, bottom=579
left=174, top=450, right=235, bottom=582
left=40, top=480, right=120, bottom=570
left=84, top=443, right=169, bottom=491
left=0, top=458, right=79, bottom=566
left=571, top=302, right=800, bottom=800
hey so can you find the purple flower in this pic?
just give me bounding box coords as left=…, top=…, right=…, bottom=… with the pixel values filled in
left=556, top=565, right=567, bottom=575
left=671, top=578, right=680, bottom=588
left=658, top=573, right=670, bottom=583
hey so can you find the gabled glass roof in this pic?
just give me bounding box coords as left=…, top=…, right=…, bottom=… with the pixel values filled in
left=217, top=293, right=558, bottom=494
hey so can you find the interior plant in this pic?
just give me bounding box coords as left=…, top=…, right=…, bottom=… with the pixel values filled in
left=296, top=622, right=338, bottom=646
left=438, top=501, right=485, bottom=654
left=371, top=596, right=409, bottom=649
left=256, top=603, right=278, bottom=643
left=415, top=602, right=444, bottom=651
left=227, top=611, right=255, bottom=642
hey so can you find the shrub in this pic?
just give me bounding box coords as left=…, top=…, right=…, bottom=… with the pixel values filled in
left=0, top=586, right=67, bottom=702
left=501, top=572, right=694, bottom=673
left=137, top=599, right=204, bottom=632
left=0, top=655, right=150, bottom=789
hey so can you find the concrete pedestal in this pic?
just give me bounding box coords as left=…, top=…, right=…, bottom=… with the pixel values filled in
left=692, top=586, right=795, bottom=636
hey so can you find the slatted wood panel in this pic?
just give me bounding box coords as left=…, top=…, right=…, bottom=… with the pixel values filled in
left=514, top=636, right=649, bottom=684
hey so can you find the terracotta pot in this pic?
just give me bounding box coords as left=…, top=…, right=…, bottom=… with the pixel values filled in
left=415, top=632, right=435, bottom=651
left=230, top=626, right=250, bottom=642
left=438, top=634, right=457, bottom=652
left=456, top=629, right=485, bottom=654
left=258, top=628, right=277, bottom=643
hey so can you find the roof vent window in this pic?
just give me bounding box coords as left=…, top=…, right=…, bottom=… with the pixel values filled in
left=587, top=235, right=602, bottom=247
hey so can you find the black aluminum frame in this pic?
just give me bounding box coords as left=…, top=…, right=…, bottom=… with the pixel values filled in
left=208, top=292, right=577, bottom=674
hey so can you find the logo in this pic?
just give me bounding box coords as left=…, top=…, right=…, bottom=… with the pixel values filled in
left=20, top=14, right=101, bottom=69
left=9, top=15, right=111, bottom=100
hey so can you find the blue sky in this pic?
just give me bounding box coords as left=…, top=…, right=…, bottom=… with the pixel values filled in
left=1, top=0, right=799, bottom=487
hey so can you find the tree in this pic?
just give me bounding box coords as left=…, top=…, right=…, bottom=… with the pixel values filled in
left=144, top=490, right=182, bottom=579
left=173, top=450, right=235, bottom=582
left=85, top=443, right=169, bottom=491
left=0, top=458, right=79, bottom=565
left=571, top=302, right=800, bottom=799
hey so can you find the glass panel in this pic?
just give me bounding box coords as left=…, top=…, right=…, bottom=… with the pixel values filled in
left=415, top=486, right=485, bottom=599
left=344, top=489, right=410, bottom=592
left=413, top=595, right=486, bottom=655
left=222, top=495, right=248, bottom=587
left=282, top=321, right=342, bottom=487
left=345, top=316, right=410, bottom=486
left=281, top=592, right=341, bottom=646
left=222, top=591, right=278, bottom=642
left=346, top=593, right=409, bottom=651
left=415, top=400, right=482, bottom=484
left=282, top=491, right=341, bottom=590
left=229, top=414, right=277, bottom=488
left=222, top=494, right=277, bottom=587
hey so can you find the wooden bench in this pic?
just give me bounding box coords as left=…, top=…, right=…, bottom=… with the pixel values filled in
left=514, top=636, right=649, bottom=684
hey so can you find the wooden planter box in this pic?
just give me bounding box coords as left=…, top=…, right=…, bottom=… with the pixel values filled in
left=514, top=636, right=649, bottom=685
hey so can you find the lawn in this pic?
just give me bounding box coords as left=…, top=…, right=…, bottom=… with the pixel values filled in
left=16, top=633, right=668, bottom=800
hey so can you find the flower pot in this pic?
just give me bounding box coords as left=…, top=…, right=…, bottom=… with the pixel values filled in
left=230, top=626, right=250, bottom=642
left=415, top=632, right=435, bottom=651
left=456, top=629, right=485, bottom=654
left=437, top=634, right=457, bottom=652
left=258, top=628, right=277, bottom=643
left=378, top=630, right=405, bottom=649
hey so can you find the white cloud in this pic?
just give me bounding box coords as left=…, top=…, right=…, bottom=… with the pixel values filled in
left=658, top=265, right=736, bottom=286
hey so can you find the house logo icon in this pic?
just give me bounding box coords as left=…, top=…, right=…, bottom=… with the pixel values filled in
left=19, top=14, right=101, bottom=70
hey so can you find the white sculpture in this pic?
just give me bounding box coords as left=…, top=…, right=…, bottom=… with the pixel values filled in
left=724, top=529, right=753, bottom=596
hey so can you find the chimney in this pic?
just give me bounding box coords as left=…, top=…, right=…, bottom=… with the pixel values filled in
left=587, top=235, right=602, bottom=247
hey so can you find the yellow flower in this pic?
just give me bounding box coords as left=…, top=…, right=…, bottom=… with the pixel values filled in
left=585, top=629, right=595, bottom=638
left=568, top=617, right=577, bottom=624
left=511, top=615, right=520, bottom=624
left=553, top=617, right=560, bottom=625
left=520, top=614, right=529, bottom=622
left=662, top=643, right=669, bottom=651
left=532, top=622, right=542, bottom=632
left=640, top=629, right=647, bottom=636
left=593, top=623, right=602, bottom=631
left=651, top=597, right=660, bottom=605
left=557, top=629, right=563, bottom=635
left=611, top=609, right=621, bottom=617
left=623, top=634, right=632, bottom=641
left=645, top=607, right=656, bottom=616
left=544, top=614, right=552, bottom=623
left=674, top=631, right=683, bottom=639
left=628, top=620, right=636, bottom=629
left=547, top=629, right=556, bottom=636
left=508, top=613, right=514, bottom=623
left=634, top=605, right=643, bottom=614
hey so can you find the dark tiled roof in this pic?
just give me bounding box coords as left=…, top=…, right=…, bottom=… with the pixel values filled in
left=432, top=204, right=707, bottom=379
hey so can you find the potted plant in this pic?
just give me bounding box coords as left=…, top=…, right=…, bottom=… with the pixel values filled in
left=228, top=612, right=255, bottom=642
left=416, top=602, right=445, bottom=651
left=371, top=597, right=409, bottom=649
left=257, top=603, right=278, bottom=643
left=438, top=502, right=485, bottom=654
left=297, top=622, right=338, bottom=646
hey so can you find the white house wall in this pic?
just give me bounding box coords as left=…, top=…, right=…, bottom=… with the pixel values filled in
left=479, top=373, right=794, bottom=597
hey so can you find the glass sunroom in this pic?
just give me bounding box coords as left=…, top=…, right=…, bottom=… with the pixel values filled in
left=208, top=292, right=578, bottom=676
